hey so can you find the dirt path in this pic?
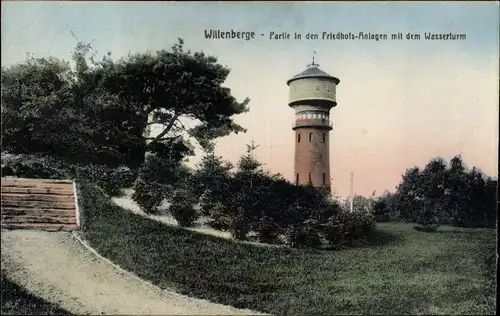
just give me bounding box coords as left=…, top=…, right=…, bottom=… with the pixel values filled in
left=1, top=230, right=265, bottom=315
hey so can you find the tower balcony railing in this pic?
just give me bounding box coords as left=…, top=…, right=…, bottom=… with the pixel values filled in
left=293, top=118, right=334, bottom=129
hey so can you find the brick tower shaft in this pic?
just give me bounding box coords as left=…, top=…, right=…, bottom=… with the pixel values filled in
left=287, top=55, right=339, bottom=193
left=294, top=127, right=331, bottom=190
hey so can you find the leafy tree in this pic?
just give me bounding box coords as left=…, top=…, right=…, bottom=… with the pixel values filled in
left=2, top=37, right=250, bottom=169
left=416, top=158, right=447, bottom=229
left=394, top=167, right=423, bottom=222
left=443, top=155, right=468, bottom=225
left=1, top=56, right=86, bottom=162
left=132, top=152, right=193, bottom=214
left=372, top=191, right=398, bottom=222
left=483, top=178, right=497, bottom=228
left=462, top=167, right=488, bottom=227
left=88, top=38, right=250, bottom=159
left=389, top=154, right=496, bottom=229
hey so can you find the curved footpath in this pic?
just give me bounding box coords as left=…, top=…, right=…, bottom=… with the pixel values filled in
left=1, top=229, right=266, bottom=315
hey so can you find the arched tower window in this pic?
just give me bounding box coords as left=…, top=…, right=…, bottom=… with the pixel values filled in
left=323, top=173, right=326, bottom=185
left=296, top=173, right=299, bottom=184
left=297, top=133, right=301, bottom=143
left=322, top=133, right=326, bottom=143
left=308, top=173, right=312, bottom=184
left=309, top=133, right=313, bottom=142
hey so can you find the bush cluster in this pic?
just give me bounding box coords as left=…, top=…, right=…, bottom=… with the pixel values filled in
left=131, top=154, right=199, bottom=227
left=132, top=149, right=376, bottom=248
left=372, top=155, right=496, bottom=230
left=1, top=153, right=135, bottom=197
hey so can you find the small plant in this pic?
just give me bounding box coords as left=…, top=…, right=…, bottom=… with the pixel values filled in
left=170, top=188, right=199, bottom=227
left=414, top=201, right=440, bottom=232
left=230, top=207, right=251, bottom=241
left=132, top=180, right=168, bottom=214
left=170, top=202, right=199, bottom=227
left=256, top=215, right=281, bottom=244
left=205, top=201, right=232, bottom=231
left=285, top=223, right=322, bottom=248
left=323, top=208, right=376, bottom=246
left=1, top=153, right=68, bottom=179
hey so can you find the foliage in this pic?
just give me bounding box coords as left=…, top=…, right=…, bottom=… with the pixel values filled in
left=169, top=187, right=200, bottom=227
left=225, top=142, right=265, bottom=240
left=1, top=152, right=134, bottom=197
left=130, top=180, right=168, bottom=214
left=385, top=154, right=496, bottom=229
left=191, top=144, right=234, bottom=223
left=131, top=153, right=194, bottom=214
left=1, top=38, right=250, bottom=168
left=372, top=191, right=398, bottom=222
left=0, top=54, right=142, bottom=168
left=177, top=141, right=375, bottom=247
left=87, top=38, right=250, bottom=156
left=77, top=179, right=497, bottom=316
left=204, top=201, right=232, bottom=231
left=1, top=153, right=67, bottom=180
left=68, top=164, right=135, bottom=196
left=282, top=185, right=336, bottom=247
left=323, top=204, right=376, bottom=245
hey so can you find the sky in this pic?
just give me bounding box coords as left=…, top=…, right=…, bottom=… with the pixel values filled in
left=2, top=1, right=499, bottom=198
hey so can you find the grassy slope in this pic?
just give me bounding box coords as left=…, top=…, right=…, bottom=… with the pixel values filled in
left=1, top=273, right=73, bottom=315
left=79, top=183, right=497, bottom=315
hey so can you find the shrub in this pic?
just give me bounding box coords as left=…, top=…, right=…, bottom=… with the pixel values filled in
left=68, top=164, right=135, bottom=197
left=204, top=201, right=232, bottom=231
left=169, top=188, right=199, bottom=227
left=414, top=201, right=440, bottom=232
left=1, top=153, right=68, bottom=179
left=1, top=153, right=135, bottom=197
left=132, top=180, right=169, bottom=214
left=75, top=180, right=113, bottom=232
left=286, top=223, right=323, bottom=248
left=255, top=215, right=281, bottom=244
left=324, top=208, right=376, bottom=245
left=230, top=207, right=251, bottom=241
left=170, top=202, right=199, bottom=227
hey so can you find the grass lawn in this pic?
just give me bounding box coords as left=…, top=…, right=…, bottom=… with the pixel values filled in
left=79, top=183, right=497, bottom=315
left=1, top=273, right=73, bottom=315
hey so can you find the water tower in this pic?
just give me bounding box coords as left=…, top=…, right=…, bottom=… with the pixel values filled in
left=286, top=53, right=340, bottom=193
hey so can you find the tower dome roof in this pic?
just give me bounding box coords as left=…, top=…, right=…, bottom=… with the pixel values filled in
left=286, top=65, right=340, bottom=86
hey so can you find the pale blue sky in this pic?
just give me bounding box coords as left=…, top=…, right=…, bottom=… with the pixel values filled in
left=2, top=1, right=498, bottom=197
left=2, top=1, right=498, bottom=66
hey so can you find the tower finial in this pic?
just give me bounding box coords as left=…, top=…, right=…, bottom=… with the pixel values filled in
left=307, top=51, right=319, bottom=68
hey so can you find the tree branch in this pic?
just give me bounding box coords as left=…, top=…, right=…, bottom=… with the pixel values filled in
left=146, top=112, right=181, bottom=148
left=146, top=120, right=163, bottom=126
left=176, top=118, right=189, bottom=132
left=145, top=135, right=181, bottom=141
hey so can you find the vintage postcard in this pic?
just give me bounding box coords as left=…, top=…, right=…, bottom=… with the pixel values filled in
left=1, top=1, right=498, bottom=315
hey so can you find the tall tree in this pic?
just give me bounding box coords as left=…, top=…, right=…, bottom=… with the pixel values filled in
left=192, top=142, right=234, bottom=216
left=1, top=56, right=95, bottom=163
left=416, top=157, right=447, bottom=227
left=2, top=38, right=250, bottom=168
left=88, top=38, right=250, bottom=158
left=394, top=166, right=423, bottom=222
left=444, top=155, right=468, bottom=225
